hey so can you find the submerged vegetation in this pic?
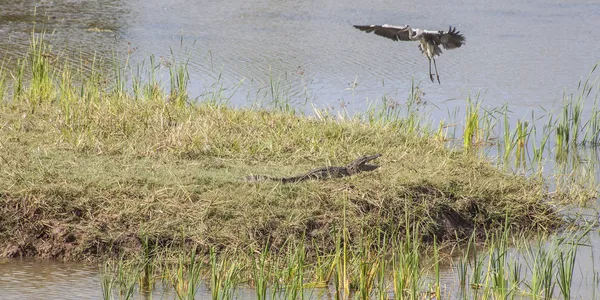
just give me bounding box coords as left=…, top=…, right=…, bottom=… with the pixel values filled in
left=1, top=30, right=599, bottom=298
left=98, top=224, right=596, bottom=299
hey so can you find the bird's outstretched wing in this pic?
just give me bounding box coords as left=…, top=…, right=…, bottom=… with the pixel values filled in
left=438, top=26, right=465, bottom=50
left=353, top=24, right=412, bottom=42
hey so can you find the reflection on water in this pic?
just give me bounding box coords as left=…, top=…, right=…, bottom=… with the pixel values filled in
left=1, top=231, right=599, bottom=299
left=0, top=0, right=130, bottom=73
left=445, top=229, right=600, bottom=299
left=1, top=0, right=600, bottom=114
left=0, top=259, right=101, bottom=300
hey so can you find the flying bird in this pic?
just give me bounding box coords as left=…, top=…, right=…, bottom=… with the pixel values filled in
left=353, top=24, right=465, bottom=84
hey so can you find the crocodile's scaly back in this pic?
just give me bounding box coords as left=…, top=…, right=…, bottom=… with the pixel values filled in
left=245, top=154, right=381, bottom=184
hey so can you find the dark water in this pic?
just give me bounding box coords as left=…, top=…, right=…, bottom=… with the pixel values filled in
left=1, top=0, right=600, bottom=298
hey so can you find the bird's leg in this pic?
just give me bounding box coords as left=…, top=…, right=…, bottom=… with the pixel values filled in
left=428, top=58, right=434, bottom=83
left=432, top=58, right=440, bottom=84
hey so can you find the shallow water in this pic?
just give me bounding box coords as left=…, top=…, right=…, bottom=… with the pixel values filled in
left=0, top=259, right=239, bottom=299
left=1, top=231, right=599, bottom=299
left=0, top=259, right=101, bottom=300
left=2, top=0, right=600, bottom=113
left=439, top=229, right=600, bottom=299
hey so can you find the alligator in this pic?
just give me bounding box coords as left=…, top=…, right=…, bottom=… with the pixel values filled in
left=245, top=154, right=381, bottom=183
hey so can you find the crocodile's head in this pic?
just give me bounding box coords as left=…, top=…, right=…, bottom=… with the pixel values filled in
left=358, top=164, right=380, bottom=172
left=356, top=153, right=382, bottom=171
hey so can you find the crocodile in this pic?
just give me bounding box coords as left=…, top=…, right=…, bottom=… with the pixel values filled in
left=245, top=154, right=381, bottom=183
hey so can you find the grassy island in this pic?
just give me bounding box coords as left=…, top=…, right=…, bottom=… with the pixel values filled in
left=2, top=35, right=587, bottom=299
left=0, top=42, right=560, bottom=261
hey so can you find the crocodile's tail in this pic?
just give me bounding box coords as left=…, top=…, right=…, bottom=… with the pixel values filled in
left=244, top=174, right=273, bottom=183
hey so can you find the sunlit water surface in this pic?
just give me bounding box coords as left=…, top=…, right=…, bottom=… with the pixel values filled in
left=2, top=0, right=600, bottom=114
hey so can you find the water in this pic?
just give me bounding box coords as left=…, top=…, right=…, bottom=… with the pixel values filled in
left=1, top=0, right=600, bottom=298
left=0, top=259, right=251, bottom=299
left=2, top=0, right=599, bottom=113
left=1, top=232, right=599, bottom=299
left=0, top=259, right=101, bottom=300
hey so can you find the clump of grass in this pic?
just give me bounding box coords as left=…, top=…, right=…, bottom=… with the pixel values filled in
left=526, top=239, right=556, bottom=300
left=463, top=93, right=482, bottom=151
left=0, top=96, right=562, bottom=260
left=4, top=28, right=588, bottom=300
left=210, top=249, right=238, bottom=300
left=392, top=228, right=422, bottom=300
left=4, top=24, right=596, bottom=300
left=0, top=26, right=562, bottom=264
left=101, top=257, right=142, bottom=300
left=96, top=222, right=597, bottom=299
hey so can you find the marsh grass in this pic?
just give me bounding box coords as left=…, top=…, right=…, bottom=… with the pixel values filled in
left=0, top=32, right=561, bottom=261
left=464, top=94, right=481, bottom=151
left=96, top=222, right=598, bottom=299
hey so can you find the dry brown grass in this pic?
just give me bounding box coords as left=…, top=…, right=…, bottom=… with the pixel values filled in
left=0, top=95, right=560, bottom=261
left=0, top=34, right=561, bottom=261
